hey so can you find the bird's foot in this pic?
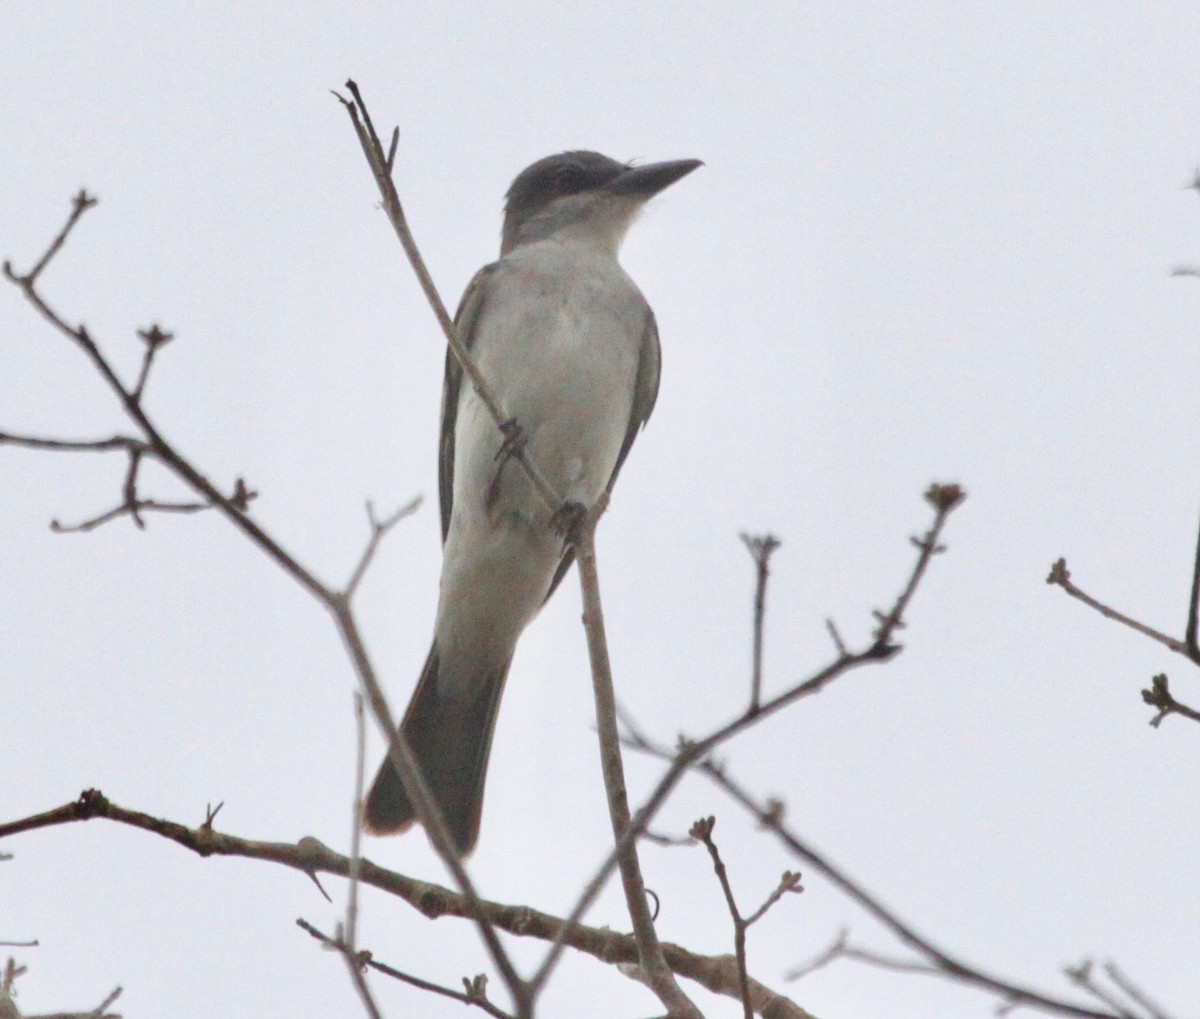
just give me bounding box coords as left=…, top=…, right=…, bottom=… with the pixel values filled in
left=551, top=500, right=587, bottom=548
left=494, top=418, right=527, bottom=462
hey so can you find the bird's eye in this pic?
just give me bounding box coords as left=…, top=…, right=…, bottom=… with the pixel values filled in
left=552, top=168, right=582, bottom=192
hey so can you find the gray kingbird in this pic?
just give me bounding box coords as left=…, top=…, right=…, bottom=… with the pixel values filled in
left=364, top=150, right=702, bottom=855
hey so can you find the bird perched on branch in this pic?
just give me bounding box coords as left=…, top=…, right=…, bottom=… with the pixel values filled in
left=364, top=150, right=702, bottom=855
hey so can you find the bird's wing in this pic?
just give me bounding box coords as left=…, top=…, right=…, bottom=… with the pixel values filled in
left=439, top=263, right=497, bottom=542
left=542, top=306, right=662, bottom=602
left=607, top=306, right=662, bottom=493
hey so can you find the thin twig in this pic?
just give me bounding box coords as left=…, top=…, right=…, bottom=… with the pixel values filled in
left=1185, top=513, right=1200, bottom=658
left=131, top=324, right=173, bottom=402
left=699, top=763, right=1123, bottom=1019
left=343, top=496, right=423, bottom=600
left=1046, top=559, right=1189, bottom=658
left=50, top=496, right=226, bottom=534
left=1102, top=961, right=1173, bottom=1019
left=298, top=920, right=515, bottom=1018
left=739, top=533, right=781, bottom=713
left=8, top=188, right=98, bottom=286
left=824, top=618, right=848, bottom=656
left=691, top=816, right=753, bottom=1019
left=333, top=80, right=560, bottom=515
left=0, top=433, right=149, bottom=455
left=787, top=929, right=848, bottom=980
left=1063, top=960, right=1139, bottom=1019
left=1141, top=674, right=1200, bottom=728
left=346, top=692, right=366, bottom=951
left=335, top=697, right=387, bottom=1019
left=871, top=482, right=965, bottom=646
left=744, top=870, right=804, bottom=927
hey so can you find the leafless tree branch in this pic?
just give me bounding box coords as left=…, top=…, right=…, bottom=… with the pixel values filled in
left=0, top=792, right=812, bottom=1018
left=1046, top=559, right=1188, bottom=658
left=1, top=956, right=122, bottom=1019
left=739, top=533, right=781, bottom=712
left=298, top=919, right=515, bottom=1018
left=538, top=483, right=964, bottom=999
left=694, top=762, right=1139, bottom=1019
left=1047, top=557, right=1200, bottom=725
left=3, top=188, right=524, bottom=1008
left=333, top=80, right=560, bottom=514
left=571, top=508, right=701, bottom=1018
left=344, top=497, right=423, bottom=601
left=690, top=816, right=804, bottom=1019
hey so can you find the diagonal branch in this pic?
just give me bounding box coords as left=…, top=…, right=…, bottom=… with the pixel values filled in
left=4, top=204, right=332, bottom=606
left=537, top=482, right=964, bottom=992
left=1047, top=559, right=1188, bottom=658
left=333, top=81, right=560, bottom=515
left=298, top=920, right=515, bottom=1019
left=700, top=763, right=1128, bottom=1019
left=1047, top=554, right=1200, bottom=726
left=343, top=496, right=423, bottom=601
left=5, top=190, right=524, bottom=1009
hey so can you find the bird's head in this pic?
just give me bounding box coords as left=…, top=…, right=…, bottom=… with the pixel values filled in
left=501, top=150, right=702, bottom=255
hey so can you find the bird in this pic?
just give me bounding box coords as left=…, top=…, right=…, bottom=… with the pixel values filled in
left=363, top=150, right=702, bottom=856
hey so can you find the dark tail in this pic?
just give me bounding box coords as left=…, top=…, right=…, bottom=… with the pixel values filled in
left=363, top=643, right=509, bottom=857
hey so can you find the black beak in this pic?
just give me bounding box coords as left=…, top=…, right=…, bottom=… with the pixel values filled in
left=608, top=158, right=703, bottom=197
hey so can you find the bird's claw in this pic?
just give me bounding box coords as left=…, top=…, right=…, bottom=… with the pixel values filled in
left=495, top=418, right=526, bottom=462
left=552, top=500, right=587, bottom=547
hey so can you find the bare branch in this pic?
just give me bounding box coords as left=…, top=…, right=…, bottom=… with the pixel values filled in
left=567, top=507, right=701, bottom=1018
left=691, top=816, right=750, bottom=1019
left=1141, top=674, right=1200, bottom=728
left=343, top=496, right=423, bottom=600
left=326, top=601, right=527, bottom=1007
left=1102, top=961, right=1174, bottom=1019
left=700, top=763, right=1127, bottom=1019
left=739, top=532, right=781, bottom=712
left=0, top=433, right=149, bottom=455
left=298, top=919, right=515, bottom=1018
left=5, top=194, right=519, bottom=996
left=0, top=791, right=812, bottom=1018
left=2, top=188, right=98, bottom=287
left=546, top=484, right=964, bottom=992
left=1047, top=559, right=1189, bottom=658
left=4, top=205, right=332, bottom=605
left=333, top=81, right=560, bottom=514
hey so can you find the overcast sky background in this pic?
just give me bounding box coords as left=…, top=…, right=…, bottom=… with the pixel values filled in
left=3, top=4, right=1199, bottom=1018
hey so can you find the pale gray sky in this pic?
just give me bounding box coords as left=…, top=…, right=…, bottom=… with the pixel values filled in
left=3, top=4, right=1199, bottom=1018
